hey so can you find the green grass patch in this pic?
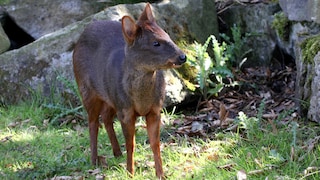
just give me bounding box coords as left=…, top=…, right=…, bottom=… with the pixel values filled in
left=0, top=100, right=319, bottom=179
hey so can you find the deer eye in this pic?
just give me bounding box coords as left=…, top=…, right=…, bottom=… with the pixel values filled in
left=153, top=41, right=160, bottom=47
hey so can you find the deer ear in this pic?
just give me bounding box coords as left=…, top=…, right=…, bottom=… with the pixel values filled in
left=138, top=3, right=155, bottom=23
left=122, top=16, right=138, bottom=45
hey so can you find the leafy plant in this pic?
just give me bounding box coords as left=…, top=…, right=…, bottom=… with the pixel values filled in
left=43, top=75, right=84, bottom=126
left=221, top=24, right=253, bottom=68
left=184, top=26, right=252, bottom=101
left=291, top=121, right=298, bottom=148
left=188, top=35, right=234, bottom=100
left=237, top=111, right=260, bottom=139
left=236, top=99, right=265, bottom=139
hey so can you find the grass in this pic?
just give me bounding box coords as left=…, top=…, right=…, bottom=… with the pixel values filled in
left=0, top=100, right=320, bottom=179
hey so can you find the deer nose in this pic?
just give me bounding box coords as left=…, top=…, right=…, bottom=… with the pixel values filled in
left=179, top=54, right=187, bottom=63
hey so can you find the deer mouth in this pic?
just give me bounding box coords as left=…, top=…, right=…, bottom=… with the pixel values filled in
left=166, top=61, right=183, bottom=68
left=166, top=54, right=187, bottom=68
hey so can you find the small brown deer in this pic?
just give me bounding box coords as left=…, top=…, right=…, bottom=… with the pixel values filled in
left=73, top=3, right=186, bottom=178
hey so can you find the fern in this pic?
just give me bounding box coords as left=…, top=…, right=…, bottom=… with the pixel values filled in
left=194, top=36, right=213, bottom=99
left=221, top=24, right=253, bottom=68
left=189, top=35, right=236, bottom=100
left=184, top=31, right=247, bottom=101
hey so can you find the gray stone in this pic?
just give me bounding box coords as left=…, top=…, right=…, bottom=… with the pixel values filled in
left=308, top=52, right=320, bottom=122
left=0, top=6, right=9, bottom=53
left=287, top=22, right=320, bottom=123
left=91, top=0, right=219, bottom=42
left=0, top=20, right=86, bottom=103
left=294, top=39, right=312, bottom=115
left=293, top=32, right=320, bottom=123
left=163, top=70, right=188, bottom=106
left=276, top=23, right=309, bottom=58
left=170, top=0, right=219, bottom=43
left=219, top=3, right=281, bottom=67
left=3, top=0, right=107, bottom=39
left=279, top=0, right=320, bottom=24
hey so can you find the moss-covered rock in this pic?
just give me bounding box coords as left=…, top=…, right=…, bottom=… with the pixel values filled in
left=297, top=34, right=320, bottom=123
left=295, top=33, right=320, bottom=123
left=308, top=52, right=320, bottom=122
left=272, top=12, right=291, bottom=41
left=300, top=35, right=320, bottom=64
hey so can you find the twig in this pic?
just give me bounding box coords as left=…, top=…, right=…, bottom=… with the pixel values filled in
left=235, top=0, right=247, bottom=6
left=217, top=3, right=234, bottom=15
left=300, top=170, right=320, bottom=179
left=248, top=166, right=273, bottom=175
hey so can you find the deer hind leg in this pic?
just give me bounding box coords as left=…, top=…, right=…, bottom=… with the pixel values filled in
left=83, top=95, right=103, bottom=165
left=101, top=103, right=122, bottom=157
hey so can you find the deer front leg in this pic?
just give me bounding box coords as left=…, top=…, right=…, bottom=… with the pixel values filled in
left=119, top=110, right=136, bottom=176
left=146, top=111, right=164, bottom=179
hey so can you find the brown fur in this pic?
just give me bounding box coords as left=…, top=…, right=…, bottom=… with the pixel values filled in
left=73, top=3, right=186, bottom=178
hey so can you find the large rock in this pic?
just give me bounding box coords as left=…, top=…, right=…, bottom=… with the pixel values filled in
left=309, top=52, right=320, bottom=122
left=0, top=1, right=218, bottom=105
left=0, top=25, right=9, bottom=53
left=279, top=0, right=320, bottom=24
left=280, top=0, right=320, bottom=123
left=0, top=7, right=10, bottom=53
left=294, top=34, right=320, bottom=123
left=3, top=0, right=108, bottom=39
left=171, top=0, right=219, bottom=43
left=219, top=2, right=281, bottom=67
left=278, top=0, right=320, bottom=123
left=91, top=0, right=219, bottom=42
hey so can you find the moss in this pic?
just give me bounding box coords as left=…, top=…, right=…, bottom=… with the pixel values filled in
left=300, top=35, right=320, bottom=64
left=0, top=0, right=10, bottom=5
left=175, top=63, right=197, bottom=91
left=174, top=29, right=198, bottom=92
left=272, top=12, right=291, bottom=41
left=174, top=42, right=198, bottom=92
